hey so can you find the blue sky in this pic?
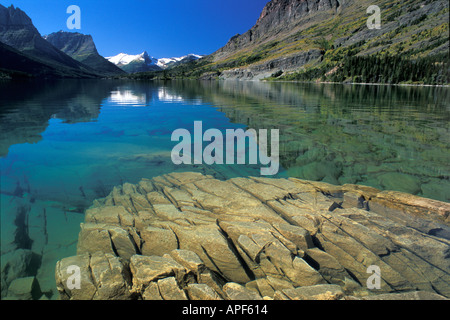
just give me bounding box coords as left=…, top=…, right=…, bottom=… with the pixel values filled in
left=1, top=0, right=269, bottom=58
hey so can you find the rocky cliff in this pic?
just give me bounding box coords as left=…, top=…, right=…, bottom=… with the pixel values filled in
left=174, top=0, right=449, bottom=81
left=215, top=0, right=340, bottom=58
left=49, top=172, right=450, bottom=300
left=0, top=5, right=77, bottom=68
left=0, top=5, right=115, bottom=78
left=45, top=31, right=125, bottom=76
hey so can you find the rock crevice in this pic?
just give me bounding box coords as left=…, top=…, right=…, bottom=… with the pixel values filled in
left=55, top=172, right=450, bottom=300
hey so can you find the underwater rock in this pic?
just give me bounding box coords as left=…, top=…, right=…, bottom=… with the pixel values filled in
left=274, top=284, right=344, bottom=300
left=7, top=276, right=42, bottom=300
left=348, top=291, right=449, bottom=300
left=377, top=172, right=421, bottom=195
left=421, top=179, right=450, bottom=203
left=1, top=249, right=39, bottom=298
left=55, top=172, right=450, bottom=300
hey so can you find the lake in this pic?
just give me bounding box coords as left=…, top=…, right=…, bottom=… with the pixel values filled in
left=1, top=79, right=449, bottom=298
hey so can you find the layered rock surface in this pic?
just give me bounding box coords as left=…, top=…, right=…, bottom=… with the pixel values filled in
left=55, top=172, right=450, bottom=300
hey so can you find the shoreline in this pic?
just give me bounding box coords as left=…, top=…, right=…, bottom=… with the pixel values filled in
left=3, top=76, right=450, bottom=89
left=260, top=79, right=450, bottom=88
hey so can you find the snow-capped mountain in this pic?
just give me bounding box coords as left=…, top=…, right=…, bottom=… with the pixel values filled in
left=106, top=52, right=203, bottom=73
left=106, top=51, right=160, bottom=73
left=156, top=54, right=204, bottom=69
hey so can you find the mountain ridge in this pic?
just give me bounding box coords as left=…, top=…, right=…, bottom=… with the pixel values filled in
left=156, top=0, right=448, bottom=84
left=106, top=51, right=161, bottom=73
left=1, top=1, right=448, bottom=83
left=106, top=51, right=204, bottom=73
left=44, top=31, right=125, bottom=76
left=0, top=4, right=102, bottom=78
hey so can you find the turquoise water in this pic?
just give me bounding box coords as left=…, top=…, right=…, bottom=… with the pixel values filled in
left=1, top=79, right=449, bottom=299
left=1, top=80, right=277, bottom=211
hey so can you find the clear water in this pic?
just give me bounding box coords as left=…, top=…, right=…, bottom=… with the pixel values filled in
left=1, top=79, right=449, bottom=299
left=205, top=81, right=450, bottom=201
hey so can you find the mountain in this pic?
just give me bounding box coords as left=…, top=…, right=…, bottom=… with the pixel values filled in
left=107, top=52, right=204, bottom=73
left=166, top=0, right=449, bottom=84
left=0, top=4, right=99, bottom=78
left=44, top=31, right=125, bottom=76
left=0, top=41, right=79, bottom=79
left=157, top=54, right=204, bottom=69
left=106, top=51, right=161, bottom=73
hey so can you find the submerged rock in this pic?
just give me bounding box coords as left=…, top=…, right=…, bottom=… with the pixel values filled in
left=377, top=172, right=421, bottom=195
left=274, top=284, right=344, bottom=300
left=7, top=276, right=42, bottom=300
left=1, top=249, right=40, bottom=298
left=55, top=172, right=450, bottom=300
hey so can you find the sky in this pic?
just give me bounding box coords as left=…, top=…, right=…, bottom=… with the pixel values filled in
left=1, top=0, right=270, bottom=58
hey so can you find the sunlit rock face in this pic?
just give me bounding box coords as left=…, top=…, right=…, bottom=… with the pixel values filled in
left=55, top=172, right=450, bottom=300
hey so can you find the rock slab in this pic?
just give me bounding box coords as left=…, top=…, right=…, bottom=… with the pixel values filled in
left=55, top=172, right=450, bottom=300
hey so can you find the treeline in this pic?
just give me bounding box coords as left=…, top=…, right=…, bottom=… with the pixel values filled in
left=279, top=53, right=449, bottom=85
left=331, top=53, right=449, bottom=84
left=123, top=58, right=214, bottom=80
left=124, top=52, right=449, bottom=85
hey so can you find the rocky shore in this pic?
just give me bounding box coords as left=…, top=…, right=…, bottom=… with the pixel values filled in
left=48, top=172, right=449, bottom=300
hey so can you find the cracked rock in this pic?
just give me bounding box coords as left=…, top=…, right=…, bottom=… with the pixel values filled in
left=55, top=172, right=450, bottom=300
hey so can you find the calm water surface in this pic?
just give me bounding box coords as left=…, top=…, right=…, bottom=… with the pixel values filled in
left=1, top=79, right=449, bottom=298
